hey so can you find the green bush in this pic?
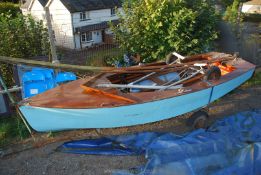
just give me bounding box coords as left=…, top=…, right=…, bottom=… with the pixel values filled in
left=220, top=0, right=234, bottom=7
left=111, top=0, right=218, bottom=63
left=223, top=0, right=241, bottom=24
left=0, top=12, right=50, bottom=87
left=0, top=2, right=20, bottom=17
left=0, top=13, right=50, bottom=58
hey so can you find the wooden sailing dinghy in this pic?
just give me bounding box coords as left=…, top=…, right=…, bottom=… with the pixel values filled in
left=18, top=52, right=255, bottom=132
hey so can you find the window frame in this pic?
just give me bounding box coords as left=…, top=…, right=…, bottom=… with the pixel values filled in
left=81, top=32, right=93, bottom=43
left=80, top=12, right=90, bottom=21
left=111, top=8, right=116, bottom=16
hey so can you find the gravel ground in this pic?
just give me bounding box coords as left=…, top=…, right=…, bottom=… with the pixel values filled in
left=0, top=85, right=261, bottom=175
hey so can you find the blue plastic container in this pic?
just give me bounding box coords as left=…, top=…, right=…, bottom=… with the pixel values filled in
left=56, top=72, right=76, bottom=84
left=32, top=68, right=56, bottom=89
left=22, top=71, right=47, bottom=98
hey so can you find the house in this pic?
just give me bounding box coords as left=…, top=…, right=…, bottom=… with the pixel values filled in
left=21, top=0, right=123, bottom=49
left=20, top=0, right=48, bottom=21
left=242, top=0, right=261, bottom=14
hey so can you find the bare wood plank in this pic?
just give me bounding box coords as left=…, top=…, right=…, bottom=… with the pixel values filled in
left=0, top=56, right=113, bottom=72
left=0, top=54, right=235, bottom=73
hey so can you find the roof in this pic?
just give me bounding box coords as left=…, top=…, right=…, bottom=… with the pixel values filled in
left=75, top=20, right=119, bottom=33
left=244, top=0, right=261, bottom=5
left=38, top=0, right=48, bottom=6
left=20, top=0, right=32, bottom=9
left=59, top=0, right=122, bottom=13
left=21, top=0, right=48, bottom=9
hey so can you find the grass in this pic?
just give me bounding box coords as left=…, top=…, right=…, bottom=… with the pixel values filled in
left=243, top=71, right=261, bottom=87
left=85, top=47, right=124, bottom=66
left=0, top=115, right=29, bottom=147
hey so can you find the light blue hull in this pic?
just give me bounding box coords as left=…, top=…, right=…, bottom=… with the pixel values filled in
left=19, top=69, right=255, bottom=132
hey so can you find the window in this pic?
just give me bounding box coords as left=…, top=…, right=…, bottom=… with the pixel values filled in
left=80, top=12, right=90, bottom=21
left=81, top=32, right=92, bottom=42
left=111, top=8, right=116, bottom=16
left=52, top=30, right=56, bottom=41
left=80, top=12, right=86, bottom=21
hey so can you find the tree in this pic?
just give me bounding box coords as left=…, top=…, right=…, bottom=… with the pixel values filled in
left=111, top=0, right=218, bottom=63
left=223, top=0, right=241, bottom=24
left=0, top=12, right=50, bottom=87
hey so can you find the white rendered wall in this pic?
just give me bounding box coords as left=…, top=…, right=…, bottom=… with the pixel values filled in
left=30, top=0, right=46, bottom=21
left=242, top=4, right=261, bottom=14
left=72, top=8, right=122, bottom=28
left=49, top=0, right=75, bottom=49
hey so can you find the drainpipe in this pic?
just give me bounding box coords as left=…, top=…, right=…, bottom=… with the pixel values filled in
left=80, top=32, right=82, bottom=49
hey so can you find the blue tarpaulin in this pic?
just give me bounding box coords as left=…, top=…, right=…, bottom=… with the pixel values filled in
left=58, top=110, right=261, bottom=175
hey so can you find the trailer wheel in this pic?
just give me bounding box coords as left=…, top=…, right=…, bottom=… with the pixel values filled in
left=187, top=110, right=209, bottom=129
left=203, top=66, right=221, bottom=81
left=165, top=53, right=178, bottom=64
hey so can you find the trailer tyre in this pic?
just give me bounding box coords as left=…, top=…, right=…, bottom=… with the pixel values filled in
left=165, top=53, right=178, bottom=64
left=187, top=110, right=209, bottom=129
left=203, top=66, right=221, bottom=81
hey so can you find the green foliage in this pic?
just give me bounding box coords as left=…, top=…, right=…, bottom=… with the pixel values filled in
left=111, top=0, right=218, bottom=63
left=0, top=13, right=50, bottom=58
left=220, top=0, right=234, bottom=7
left=0, top=0, right=20, bottom=4
left=223, top=0, right=240, bottom=23
left=0, top=2, right=20, bottom=17
left=0, top=63, right=14, bottom=87
left=0, top=12, right=50, bottom=87
left=0, top=116, right=29, bottom=147
left=105, top=56, right=126, bottom=67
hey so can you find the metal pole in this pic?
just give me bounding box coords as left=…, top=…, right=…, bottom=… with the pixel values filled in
left=0, top=75, right=15, bottom=104
left=0, top=86, right=22, bottom=95
left=97, top=83, right=183, bottom=90
left=16, top=106, right=33, bottom=135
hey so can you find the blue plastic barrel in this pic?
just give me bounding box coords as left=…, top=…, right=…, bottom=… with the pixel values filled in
left=22, top=71, right=47, bottom=98
left=55, top=72, right=76, bottom=84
